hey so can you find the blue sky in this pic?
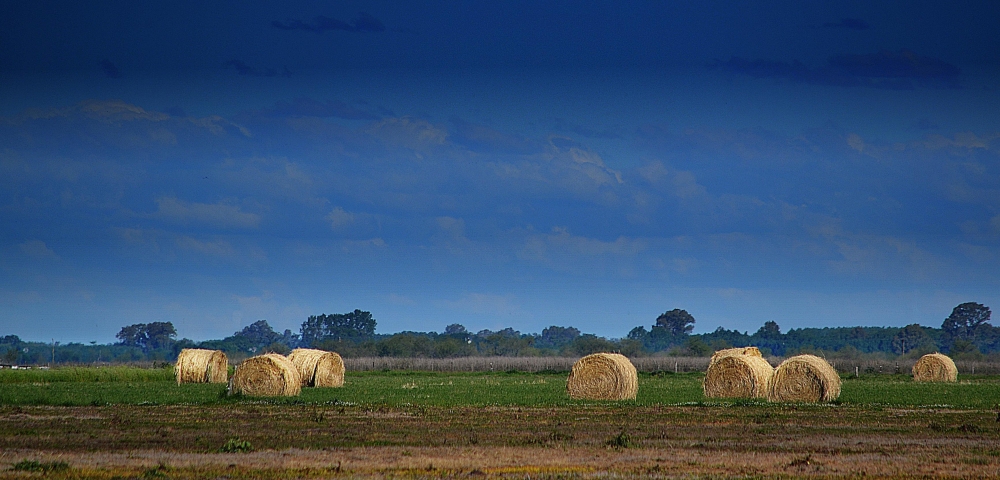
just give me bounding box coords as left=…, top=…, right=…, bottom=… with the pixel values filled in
left=2, top=1, right=1000, bottom=343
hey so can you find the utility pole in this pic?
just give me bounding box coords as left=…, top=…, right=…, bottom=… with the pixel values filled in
left=51, top=338, right=55, bottom=366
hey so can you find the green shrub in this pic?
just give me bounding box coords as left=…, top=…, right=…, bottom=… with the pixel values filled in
left=219, top=438, right=253, bottom=453
left=12, top=459, right=69, bottom=472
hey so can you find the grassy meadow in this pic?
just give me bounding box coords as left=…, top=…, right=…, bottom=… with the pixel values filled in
left=1, top=367, right=999, bottom=408
left=2, top=367, right=1000, bottom=478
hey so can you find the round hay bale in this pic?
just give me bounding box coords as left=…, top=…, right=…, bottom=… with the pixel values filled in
left=912, top=353, right=958, bottom=382
left=567, top=353, right=638, bottom=400
left=703, top=354, right=774, bottom=399
left=766, top=354, right=841, bottom=403
left=708, top=347, right=763, bottom=368
left=228, top=353, right=301, bottom=397
left=287, top=348, right=345, bottom=387
left=175, top=348, right=228, bottom=384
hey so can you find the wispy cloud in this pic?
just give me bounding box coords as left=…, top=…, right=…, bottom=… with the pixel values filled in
left=18, top=240, right=58, bottom=260
left=272, top=12, right=386, bottom=33
left=716, top=49, right=961, bottom=89
left=155, top=197, right=261, bottom=229
left=819, top=18, right=870, bottom=30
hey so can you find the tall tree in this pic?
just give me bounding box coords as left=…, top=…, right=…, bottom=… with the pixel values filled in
left=115, top=324, right=147, bottom=348
left=115, top=322, right=176, bottom=351
left=300, top=309, right=376, bottom=345
left=144, top=322, right=176, bottom=350
left=444, top=324, right=468, bottom=335
left=234, top=320, right=281, bottom=348
left=536, top=325, right=581, bottom=349
left=891, top=324, right=933, bottom=354
left=754, top=321, right=782, bottom=339
left=942, top=302, right=991, bottom=341
left=655, top=309, right=695, bottom=336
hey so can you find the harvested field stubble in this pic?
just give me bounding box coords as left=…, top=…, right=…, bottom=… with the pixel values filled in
left=0, top=403, right=999, bottom=478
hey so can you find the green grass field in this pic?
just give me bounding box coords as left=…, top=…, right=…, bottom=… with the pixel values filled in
left=2, top=368, right=1000, bottom=478
left=2, top=368, right=999, bottom=408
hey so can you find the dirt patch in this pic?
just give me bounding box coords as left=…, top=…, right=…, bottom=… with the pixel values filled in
left=0, top=404, right=998, bottom=477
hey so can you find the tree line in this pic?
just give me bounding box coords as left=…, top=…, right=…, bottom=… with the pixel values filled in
left=1, top=303, right=997, bottom=365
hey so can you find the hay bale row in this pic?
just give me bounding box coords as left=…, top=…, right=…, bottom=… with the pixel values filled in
left=228, top=353, right=302, bottom=397
left=175, top=348, right=228, bottom=384
left=567, top=353, right=638, bottom=400
left=912, top=353, right=958, bottom=382
left=287, top=348, right=345, bottom=387
left=766, top=354, right=841, bottom=403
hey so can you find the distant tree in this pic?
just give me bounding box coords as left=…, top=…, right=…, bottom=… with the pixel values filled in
left=754, top=321, right=782, bottom=339
left=949, top=339, right=984, bottom=360
left=568, top=334, right=616, bottom=356
left=144, top=322, right=176, bottom=350
left=234, top=320, right=282, bottom=348
left=444, top=324, right=468, bottom=335
left=114, top=322, right=175, bottom=351
left=684, top=337, right=711, bottom=357
left=891, top=324, right=934, bottom=355
left=279, top=329, right=300, bottom=349
left=942, top=302, right=991, bottom=342
left=656, top=309, right=695, bottom=336
left=627, top=326, right=648, bottom=340
left=116, top=324, right=147, bottom=348
left=300, top=310, right=377, bottom=346
left=433, top=337, right=475, bottom=358
left=536, top=326, right=581, bottom=349
left=2, top=348, right=18, bottom=364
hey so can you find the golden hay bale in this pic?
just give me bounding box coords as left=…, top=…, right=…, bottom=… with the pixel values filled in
left=287, top=348, right=345, bottom=387
left=912, top=353, right=958, bottom=382
left=766, top=354, right=841, bottom=403
left=567, top=353, right=638, bottom=400
left=228, top=353, right=301, bottom=397
left=708, top=347, right=763, bottom=369
left=174, top=348, right=228, bottom=384
left=703, top=354, right=774, bottom=399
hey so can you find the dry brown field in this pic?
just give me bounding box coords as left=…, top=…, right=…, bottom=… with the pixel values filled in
left=1, top=401, right=999, bottom=478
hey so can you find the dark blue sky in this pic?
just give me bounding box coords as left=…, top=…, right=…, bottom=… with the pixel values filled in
left=2, top=1, right=1000, bottom=343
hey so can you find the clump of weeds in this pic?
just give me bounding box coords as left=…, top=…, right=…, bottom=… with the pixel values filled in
left=219, top=438, right=254, bottom=453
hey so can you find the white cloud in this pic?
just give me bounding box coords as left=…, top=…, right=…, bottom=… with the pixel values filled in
left=155, top=197, right=260, bottom=229
left=174, top=236, right=236, bottom=257
left=523, top=227, right=646, bottom=259
left=327, top=207, right=355, bottom=229
left=829, top=235, right=942, bottom=280
left=439, top=292, right=522, bottom=316
left=18, top=240, right=58, bottom=259
left=365, top=116, right=448, bottom=151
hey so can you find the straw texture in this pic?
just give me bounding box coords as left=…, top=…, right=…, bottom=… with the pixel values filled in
left=708, top=347, right=763, bottom=369
left=912, top=353, right=958, bottom=382
left=287, top=348, right=345, bottom=387
left=174, top=348, right=228, bottom=384
left=766, top=354, right=841, bottom=403
left=228, top=353, right=301, bottom=397
left=566, top=353, right=638, bottom=400
left=703, top=353, right=773, bottom=399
